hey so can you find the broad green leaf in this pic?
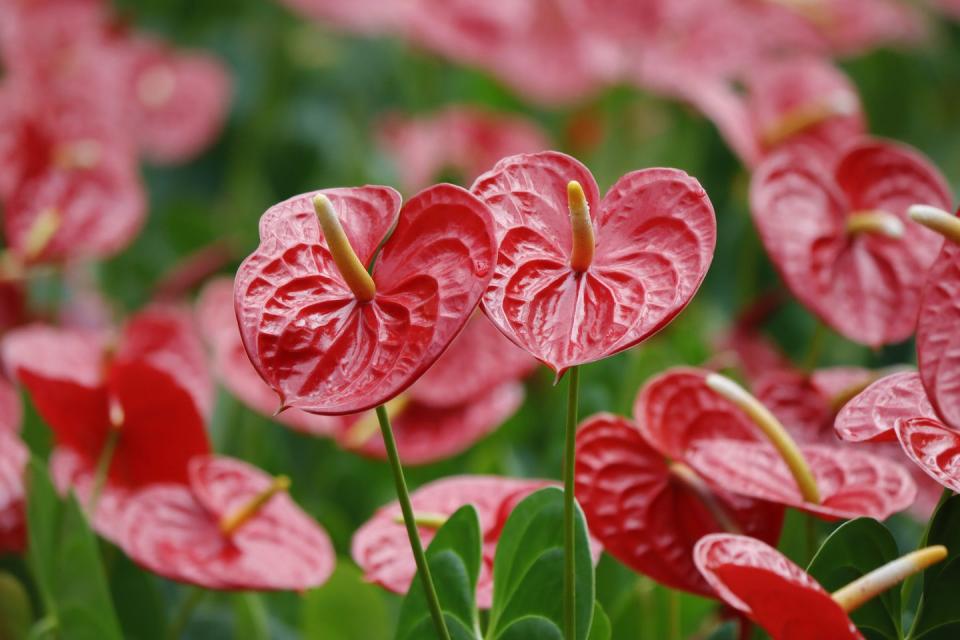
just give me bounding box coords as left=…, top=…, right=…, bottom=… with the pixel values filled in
left=807, top=518, right=901, bottom=640
left=0, top=571, right=31, bottom=640
left=302, top=563, right=391, bottom=640
left=909, top=495, right=960, bottom=639
left=107, top=553, right=167, bottom=640
left=587, top=603, right=610, bottom=640
left=25, top=458, right=123, bottom=640
left=487, top=487, right=594, bottom=640
left=395, top=505, right=482, bottom=640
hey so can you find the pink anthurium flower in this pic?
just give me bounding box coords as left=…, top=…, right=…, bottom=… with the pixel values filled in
left=120, top=455, right=334, bottom=591
left=636, top=368, right=916, bottom=520
left=749, top=139, right=953, bottom=347
left=472, top=151, right=716, bottom=375
left=575, top=413, right=783, bottom=597
left=234, top=184, right=497, bottom=415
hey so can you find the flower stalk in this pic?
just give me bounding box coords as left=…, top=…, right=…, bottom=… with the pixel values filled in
left=376, top=404, right=451, bottom=640
left=563, top=365, right=582, bottom=640
left=706, top=373, right=821, bottom=504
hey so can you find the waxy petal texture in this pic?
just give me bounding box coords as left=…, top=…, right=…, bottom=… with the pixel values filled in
left=197, top=279, right=342, bottom=436
left=636, top=368, right=760, bottom=460
left=575, top=414, right=783, bottom=597
left=120, top=456, right=334, bottom=591
left=917, top=240, right=960, bottom=430
left=351, top=475, right=553, bottom=608
left=687, top=440, right=916, bottom=521
left=835, top=371, right=935, bottom=443
left=694, top=534, right=862, bottom=640
left=895, top=417, right=960, bottom=493
left=474, top=152, right=715, bottom=373
left=236, top=184, right=496, bottom=414
left=750, top=140, right=953, bottom=346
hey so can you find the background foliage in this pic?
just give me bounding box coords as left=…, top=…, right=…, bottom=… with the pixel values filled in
left=5, top=0, right=960, bottom=637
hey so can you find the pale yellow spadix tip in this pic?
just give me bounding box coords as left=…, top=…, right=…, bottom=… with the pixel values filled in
left=832, top=545, right=947, bottom=613
left=846, top=211, right=904, bottom=239
left=567, top=180, right=594, bottom=272
left=705, top=373, right=821, bottom=505
left=909, top=204, right=960, bottom=245
left=312, top=194, right=377, bottom=302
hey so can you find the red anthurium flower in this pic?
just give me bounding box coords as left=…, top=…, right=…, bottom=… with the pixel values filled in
left=695, top=534, right=946, bottom=640
left=120, top=455, right=334, bottom=591
left=750, top=139, right=953, bottom=347
left=472, top=151, right=716, bottom=375
left=119, top=36, right=231, bottom=164
left=835, top=371, right=935, bottom=443
left=575, top=413, right=783, bottom=597
left=234, top=184, right=497, bottom=415
left=377, top=106, right=549, bottom=193
left=636, top=368, right=916, bottom=520
left=2, top=306, right=212, bottom=539
left=197, top=278, right=343, bottom=437
left=353, top=475, right=596, bottom=608
left=688, top=56, right=864, bottom=168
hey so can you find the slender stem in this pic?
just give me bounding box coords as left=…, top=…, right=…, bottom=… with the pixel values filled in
left=376, top=405, right=450, bottom=640
left=87, top=429, right=120, bottom=514
left=166, top=588, right=206, bottom=640
left=668, top=589, right=681, bottom=640
left=563, top=365, right=581, bottom=640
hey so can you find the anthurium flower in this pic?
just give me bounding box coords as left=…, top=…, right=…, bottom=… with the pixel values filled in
left=119, top=455, right=334, bottom=591
left=472, top=151, right=716, bottom=375
left=835, top=207, right=960, bottom=495
left=575, top=413, right=783, bottom=597
left=234, top=184, right=497, bottom=415
left=694, top=533, right=946, bottom=640
left=636, top=368, right=916, bottom=520
left=119, top=36, right=231, bottom=165
left=750, top=139, right=953, bottom=347
left=353, top=475, right=572, bottom=607
left=377, top=106, right=549, bottom=193
left=0, top=377, right=25, bottom=553
left=688, top=56, right=864, bottom=168
left=2, top=306, right=212, bottom=539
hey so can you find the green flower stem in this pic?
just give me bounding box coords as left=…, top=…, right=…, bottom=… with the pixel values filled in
left=166, top=588, right=207, bottom=640
left=87, top=429, right=120, bottom=514
left=563, top=365, right=582, bottom=640
left=376, top=405, right=451, bottom=640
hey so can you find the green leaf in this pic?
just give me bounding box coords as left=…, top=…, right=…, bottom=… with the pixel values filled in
left=25, top=457, right=123, bottom=640
left=107, top=552, right=167, bottom=640
left=395, top=505, right=482, bottom=640
left=0, top=571, right=32, bottom=640
left=806, top=518, right=901, bottom=640
left=909, top=495, right=960, bottom=639
left=302, top=563, right=392, bottom=640
left=587, top=604, right=610, bottom=640
left=487, top=487, right=594, bottom=640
